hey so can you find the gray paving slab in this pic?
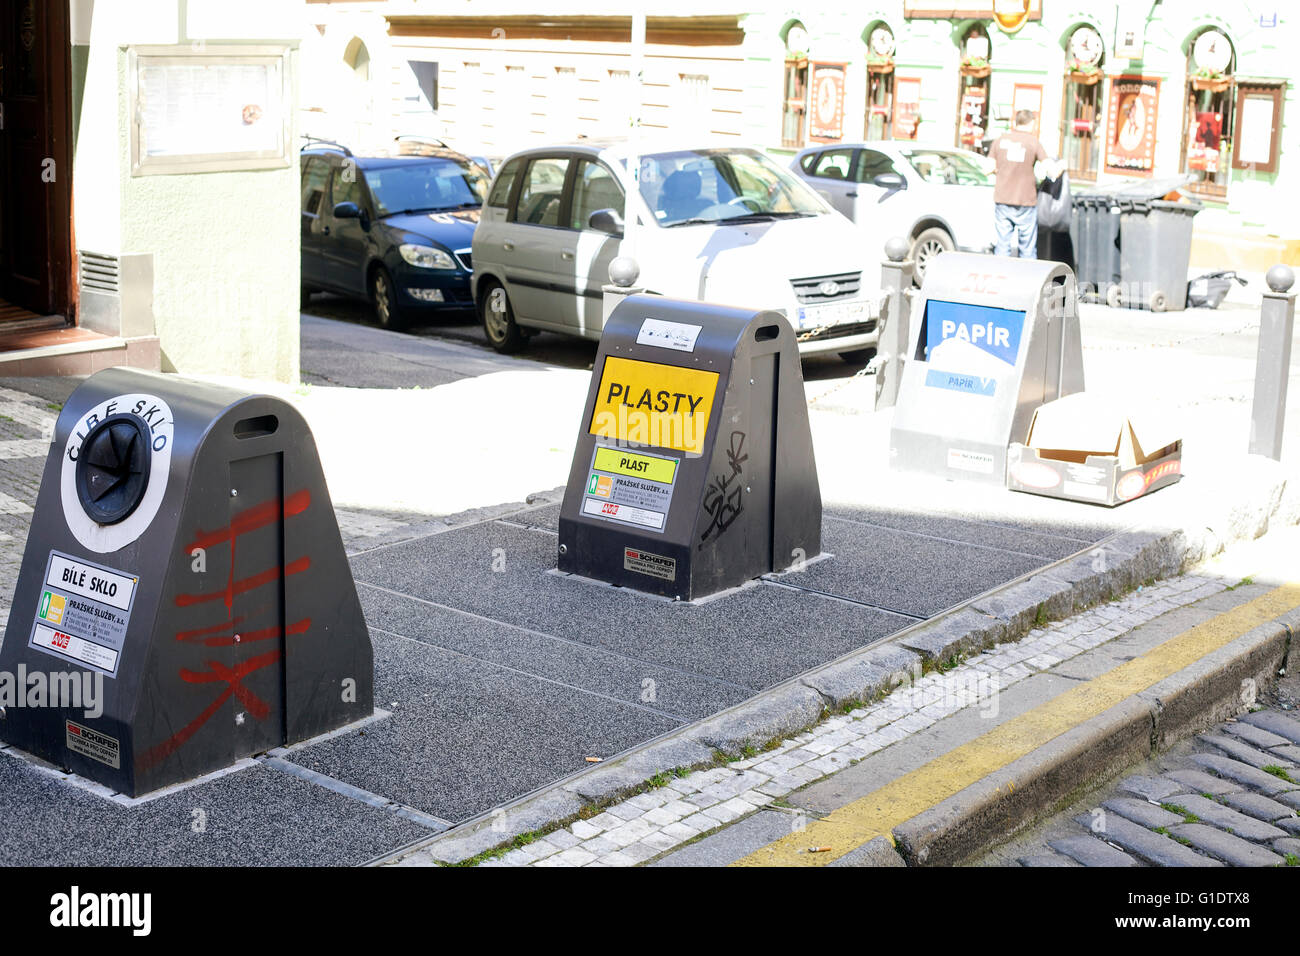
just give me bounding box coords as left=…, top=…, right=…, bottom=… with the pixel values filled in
left=818, top=504, right=1106, bottom=560
left=1163, top=769, right=1243, bottom=797
left=1218, top=791, right=1297, bottom=825
left=782, top=515, right=1050, bottom=617
left=1163, top=794, right=1288, bottom=841
left=1223, top=720, right=1294, bottom=751
left=1239, top=710, right=1300, bottom=744
left=1048, top=834, right=1138, bottom=867
left=1102, top=797, right=1186, bottom=830
left=348, top=520, right=906, bottom=690
left=1197, top=733, right=1296, bottom=770
left=1071, top=813, right=1219, bottom=867
left=1169, top=824, right=1285, bottom=867
left=1116, top=774, right=1189, bottom=802
left=357, top=585, right=752, bottom=721
left=1188, top=754, right=1297, bottom=796
left=284, top=631, right=678, bottom=824
left=1018, top=852, right=1080, bottom=866
left=0, top=752, right=428, bottom=866
left=650, top=809, right=793, bottom=866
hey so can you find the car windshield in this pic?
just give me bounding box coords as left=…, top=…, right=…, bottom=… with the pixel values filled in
left=637, top=148, right=827, bottom=226
left=899, top=149, right=994, bottom=186
left=364, top=158, right=489, bottom=216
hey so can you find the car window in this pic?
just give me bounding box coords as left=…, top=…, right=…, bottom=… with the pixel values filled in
left=639, top=148, right=825, bottom=226
left=810, top=149, right=855, bottom=180
left=900, top=149, right=993, bottom=186
left=488, top=158, right=522, bottom=208
left=331, top=166, right=366, bottom=211
left=301, top=157, right=330, bottom=214
left=363, top=157, right=489, bottom=217
left=515, top=157, right=569, bottom=227
left=855, top=149, right=899, bottom=183
left=569, top=160, right=624, bottom=230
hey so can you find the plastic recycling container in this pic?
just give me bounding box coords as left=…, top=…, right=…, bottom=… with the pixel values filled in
left=1069, top=175, right=1202, bottom=311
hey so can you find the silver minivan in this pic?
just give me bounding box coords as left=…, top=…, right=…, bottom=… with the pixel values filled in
left=471, top=142, right=883, bottom=360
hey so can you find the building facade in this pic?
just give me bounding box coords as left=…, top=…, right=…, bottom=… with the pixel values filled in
left=305, top=1, right=1297, bottom=270
left=1, top=0, right=303, bottom=382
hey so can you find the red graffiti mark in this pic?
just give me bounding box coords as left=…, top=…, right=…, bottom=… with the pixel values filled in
left=137, top=649, right=281, bottom=771
left=176, top=618, right=311, bottom=648
left=185, top=489, right=311, bottom=552
left=174, top=556, right=311, bottom=608
left=144, top=489, right=320, bottom=775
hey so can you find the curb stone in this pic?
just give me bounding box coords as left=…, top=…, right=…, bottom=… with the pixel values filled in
left=376, top=465, right=1296, bottom=866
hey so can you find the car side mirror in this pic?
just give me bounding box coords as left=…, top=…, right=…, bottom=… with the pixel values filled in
left=333, top=201, right=371, bottom=230
left=873, top=173, right=906, bottom=191
left=588, top=208, right=624, bottom=235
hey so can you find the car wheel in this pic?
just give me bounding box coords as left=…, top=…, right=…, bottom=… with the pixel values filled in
left=910, top=228, right=954, bottom=286
left=370, top=266, right=407, bottom=330
left=838, top=347, right=876, bottom=365
left=480, top=280, right=524, bottom=353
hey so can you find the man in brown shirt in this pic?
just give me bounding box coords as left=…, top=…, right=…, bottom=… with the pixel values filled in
left=991, top=110, right=1048, bottom=258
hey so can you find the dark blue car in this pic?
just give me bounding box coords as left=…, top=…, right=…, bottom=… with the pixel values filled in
left=299, top=141, right=489, bottom=328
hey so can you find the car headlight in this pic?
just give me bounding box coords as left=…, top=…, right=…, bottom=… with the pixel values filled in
left=399, top=244, right=457, bottom=270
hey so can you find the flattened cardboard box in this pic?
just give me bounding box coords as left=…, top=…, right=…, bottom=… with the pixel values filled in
left=1007, top=392, right=1182, bottom=506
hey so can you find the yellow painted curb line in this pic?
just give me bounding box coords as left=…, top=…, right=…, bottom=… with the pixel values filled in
left=733, top=583, right=1300, bottom=867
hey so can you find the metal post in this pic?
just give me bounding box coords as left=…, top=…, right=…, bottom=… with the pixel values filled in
left=621, top=13, right=645, bottom=262
left=875, top=236, right=914, bottom=410
left=1249, top=264, right=1297, bottom=460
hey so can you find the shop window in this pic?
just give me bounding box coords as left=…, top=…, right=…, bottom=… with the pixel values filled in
left=1180, top=30, right=1236, bottom=197
left=956, top=24, right=991, bottom=152
left=864, top=24, right=896, bottom=140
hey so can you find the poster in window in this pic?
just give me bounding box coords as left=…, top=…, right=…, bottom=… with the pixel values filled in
left=1187, top=111, right=1222, bottom=173
left=809, top=62, right=847, bottom=142
left=1104, top=75, right=1160, bottom=175
left=1012, top=83, right=1043, bottom=136
left=893, top=76, right=922, bottom=140
left=959, top=87, right=988, bottom=149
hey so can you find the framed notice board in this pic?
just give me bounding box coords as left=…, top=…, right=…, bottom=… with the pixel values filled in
left=1232, top=82, right=1285, bottom=173
left=129, top=45, right=292, bottom=176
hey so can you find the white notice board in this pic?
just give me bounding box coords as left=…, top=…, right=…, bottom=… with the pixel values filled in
left=129, top=46, right=291, bottom=175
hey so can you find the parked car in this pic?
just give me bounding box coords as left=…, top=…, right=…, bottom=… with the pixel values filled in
left=299, top=140, right=490, bottom=328
left=471, top=141, right=882, bottom=360
left=790, top=142, right=997, bottom=283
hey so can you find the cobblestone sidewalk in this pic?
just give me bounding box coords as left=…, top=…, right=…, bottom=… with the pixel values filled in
left=0, top=386, right=58, bottom=634
left=458, top=573, right=1230, bottom=867
left=992, top=708, right=1300, bottom=867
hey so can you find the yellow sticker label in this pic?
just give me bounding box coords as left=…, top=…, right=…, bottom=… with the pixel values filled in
left=593, top=447, right=678, bottom=484
left=589, top=357, right=718, bottom=455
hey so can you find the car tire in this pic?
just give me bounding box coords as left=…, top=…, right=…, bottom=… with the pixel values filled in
left=838, top=347, right=876, bottom=365
left=480, top=280, right=525, bottom=353
left=910, top=228, right=954, bottom=286
left=370, top=266, right=407, bottom=330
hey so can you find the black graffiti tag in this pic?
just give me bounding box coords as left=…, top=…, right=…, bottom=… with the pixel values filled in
left=700, top=431, right=748, bottom=543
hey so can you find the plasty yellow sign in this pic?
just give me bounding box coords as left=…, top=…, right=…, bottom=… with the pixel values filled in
left=589, top=357, right=718, bottom=455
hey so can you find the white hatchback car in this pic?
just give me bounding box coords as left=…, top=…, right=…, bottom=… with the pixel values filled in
left=471, top=142, right=883, bottom=361
left=791, top=142, right=997, bottom=282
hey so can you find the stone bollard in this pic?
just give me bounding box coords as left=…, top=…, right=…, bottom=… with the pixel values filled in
left=875, top=236, right=914, bottom=410
left=602, top=255, right=645, bottom=323
left=1249, top=265, right=1296, bottom=460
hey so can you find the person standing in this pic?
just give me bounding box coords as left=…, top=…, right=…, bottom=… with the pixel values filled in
left=991, top=110, right=1048, bottom=258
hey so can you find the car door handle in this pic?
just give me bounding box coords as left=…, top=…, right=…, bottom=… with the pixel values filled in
left=503, top=241, right=515, bottom=251
left=845, top=191, right=858, bottom=198
left=561, top=249, right=575, bottom=261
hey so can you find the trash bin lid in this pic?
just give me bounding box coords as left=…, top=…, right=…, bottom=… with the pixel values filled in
left=1076, top=173, right=1197, bottom=203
